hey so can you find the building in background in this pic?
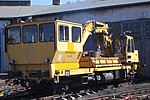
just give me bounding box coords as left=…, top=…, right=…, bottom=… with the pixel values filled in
left=0, top=0, right=30, bottom=6
left=0, top=0, right=150, bottom=76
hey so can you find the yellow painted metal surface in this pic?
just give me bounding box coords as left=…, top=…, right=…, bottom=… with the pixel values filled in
left=54, top=63, right=79, bottom=70
left=58, top=68, right=94, bottom=76
left=50, top=64, right=55, bottom=78
left=80, top=56, right=121, bottom=68
left=94, top=66, right=129, bottom=71
left=15, top=64, right=49, bottom=71
left=52, top=51, right=82, bottom=64
left=7, top=42, right=55, bottom=64
left=55, top=65, right=132, bottom=77
left=68, top=42, right=74, bottom=52
left=126, top=50, right=139, bottom=63
left=100, top=60, right=107, bottom=64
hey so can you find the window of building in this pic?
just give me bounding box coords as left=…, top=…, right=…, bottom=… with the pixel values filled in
left=59, top=25, right=69, bottom=41
left=7, top=26, right=21, bottom=44
left=39, top=23, right=55, bottom=42
left=23, top=25, right=38, bottom=43
left=72, top=26, right=81, bottom=42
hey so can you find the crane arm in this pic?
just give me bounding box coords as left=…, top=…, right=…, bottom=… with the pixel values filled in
left=81, top=20, right=113, bottom=56
left=81, top=20, right=109, bottom=46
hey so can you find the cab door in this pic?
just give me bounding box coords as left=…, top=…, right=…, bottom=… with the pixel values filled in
left=56, top=21, right=70, bottom=52
left=53, top=20, right=83, bottom=68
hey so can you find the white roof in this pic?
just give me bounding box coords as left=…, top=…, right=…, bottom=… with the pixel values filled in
left=0, top=0, right=150, bottom=18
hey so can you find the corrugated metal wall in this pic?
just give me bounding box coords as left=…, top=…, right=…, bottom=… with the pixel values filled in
left=110, top=19, right=150, bottom=76
left=0, top=20, right=10, bottom=72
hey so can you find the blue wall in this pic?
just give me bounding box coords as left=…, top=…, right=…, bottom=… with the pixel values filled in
left=0, top=20, right=10, bottom=72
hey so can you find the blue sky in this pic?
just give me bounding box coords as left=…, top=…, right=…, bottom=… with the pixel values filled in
left=31, top=0, right=85, bottom=5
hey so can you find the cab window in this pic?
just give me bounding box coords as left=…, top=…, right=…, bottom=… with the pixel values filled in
left=39, top=23, right=55, bottom=42
left=7, top=26, right=21, bottom=44
left=127, top=39, right=131, bottom=52
left=23, top=25, right=38, bottom=43
left=72, top=26, right=81, bottom=42
left=131, top=39, right=135, bottom=52
left=122, top=39, right=127, bottom=53
left=128, top=39, right=135, bottom=53
left=59, top=25, right=69, bottom=41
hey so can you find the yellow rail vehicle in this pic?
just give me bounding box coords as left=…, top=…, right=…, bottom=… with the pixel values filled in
left=7, top=20, right=83, bottom=78
left=6, top=20, right=140, bottom=91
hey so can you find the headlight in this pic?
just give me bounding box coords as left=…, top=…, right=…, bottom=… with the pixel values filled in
left=10, top=59, right=15, bottom=64
left=44, top=58, right=49, bottom=63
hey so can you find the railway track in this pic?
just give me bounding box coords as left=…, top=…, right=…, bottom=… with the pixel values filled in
left=36, top=82, right=150, bottom=100
left=1, top=77, right=150, bottom=100
left=87, top=88, right=150, bottom=100
left=35, top=89, right=150, bottom=100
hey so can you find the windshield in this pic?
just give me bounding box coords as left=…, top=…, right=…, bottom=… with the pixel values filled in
left=72, top=26, right=81, bottom=42
left=7, top=26, right=21, bottom=44
left=39, top=23, right=55, bottom=42
left=23, top=25, right=38, bottom=43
